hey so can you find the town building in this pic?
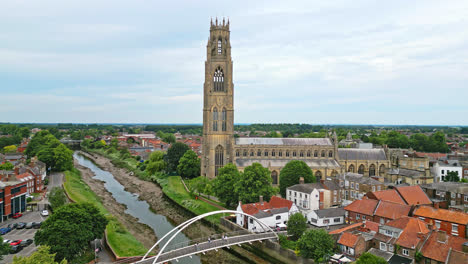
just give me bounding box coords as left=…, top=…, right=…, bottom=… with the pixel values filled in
left=344, top=199, right=412, bottom=224
left=308, top=207, right=346, bottom=227
left=337, top=232, right=366, bottom=259
left=286, top=182, right=329, bottom=212
left=0, top=180, right=27, bottom=222
left=236, top=196, right=298, bottom=232
left=365, top=185, right=432, bottom=206
left=413, top=206, right=468, bottom=238
left=432, top=160, right=463, bottom=182
left=337, top=172, right=384, bottom=204
left=421, top=182, right=468, bottom=212
left=419, top=230, right=468, bottom=264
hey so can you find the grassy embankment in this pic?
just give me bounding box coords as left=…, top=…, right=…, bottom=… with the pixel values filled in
left=63, top=168, right=148, bottom=257
left=86, top=148, right=222, bottom=223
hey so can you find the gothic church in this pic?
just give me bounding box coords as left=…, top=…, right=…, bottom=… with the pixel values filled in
left=201, top=19, right=389, bottom=181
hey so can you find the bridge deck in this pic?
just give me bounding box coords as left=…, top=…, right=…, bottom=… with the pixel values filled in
left=136, top=232, right=279, bottom=264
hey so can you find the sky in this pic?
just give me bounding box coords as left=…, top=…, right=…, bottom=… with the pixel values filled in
left=1, top=0, right=468, bottom=125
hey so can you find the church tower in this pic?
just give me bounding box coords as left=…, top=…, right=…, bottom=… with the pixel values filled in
left=201, top=18, right=234, bottom=178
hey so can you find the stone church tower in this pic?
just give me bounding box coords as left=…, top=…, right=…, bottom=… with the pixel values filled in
left=201, top=18, right=234, bottom=178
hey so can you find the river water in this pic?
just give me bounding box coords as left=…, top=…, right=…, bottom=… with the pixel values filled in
left=74, top=153, right=201, bottom=264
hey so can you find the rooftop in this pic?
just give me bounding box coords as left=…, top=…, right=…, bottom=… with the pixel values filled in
left=235, top=137, right=332, bottom=146
left=337, top=232, right=359, bottom=248
left=413, top=206, right=468, bottom=225
left=337, top=148, right=387, bottom=160
left=287, top=183, right=325, bottom=193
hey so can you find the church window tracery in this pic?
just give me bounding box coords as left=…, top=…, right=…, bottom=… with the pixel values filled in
left=215, top=145, right=224, bottom=176
left=243, top=150, right=247, bottom=157
left=272, top=150, right=276, bottom=157
left=217, top=39, right=222, bottom=54
left=222, top=108, right=227, bottom=131
left=300, top=151, right=304, bottom=157
left=329, top=151, right=333, bottom=157
left=314, top=150, right=318, bottom=157
left=321, top=150, right=325, bottom=157
left=257, top=150, right=261, bottom=156
left=212, top=107, right=218, bottom=131
left=236, top=150, right=240, bottom=157
left=279, top=151, right=283, bottom=157
left=214, top=67, right=224, bottom=92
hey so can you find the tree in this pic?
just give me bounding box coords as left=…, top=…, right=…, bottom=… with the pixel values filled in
left=279, top=160, right=315, bottom=197
left=356, top=252, right=387, bottom=264
left=297, top=229, right=335, bottom=261
left=146, top=151, right=167, bottom=175
left=48, top=187, right=67, bottom=210
left=177, top=150, right=201, bottom=178
left=287, top=213, right=307, bottom=240
left=53, top=144, right=73, bottom=171
left=166, top=142, right=189, bottom=172
left=12, top=246, right=67, bottom=264
left=235, top=163, right=276, bottom=204
left=18, top=127, right=30, bottom=139
left=0, top=235, right=10, bottom=261
left=0, top=162, right=14, bottom=171
left=444, top=171, right=460, bottom=182
left=3, top=145, right=17, bottom=153
left=213, top=163, right=241, bottom=207
left=35, top=203, right=108, bottom=262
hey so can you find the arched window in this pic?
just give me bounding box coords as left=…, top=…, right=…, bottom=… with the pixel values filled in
left=243, top=150, right=247, bottom=157
left=235, top=150, right=240, bottom=157
left=250, top=151, right=254, bottom=157
left=331, top=170, right=338, bottom=177
left=279, top=151, right=283, bottom=157
left=358, top=164, right=365, bottom=175
left=217, top=39, right=222, bottom=54
left=321, top=150, right=325, bottom=157
left=271, top=171, right=278, bottom=185
left=300, top=151, right=304, bottom=157
left=315, top=171, right=322, bottom=180
left=307, top=151, right=311, bottom=157
left=222, top=108, right=227, bottom=131
left=272, top=150, right=276, bottom=157
left=369, top=164, right=376, bottom=176
left=286, top=151, right=290, bottom=157
left=379, top=164, right=386, bottom=176
left=328, top=151, right=333, bottom=157
left=212, top=107, right=218, bottom=131
left=264, top=150, right=268, bottom=157
left=348, top=164, right=355, bottom=173
left=213, top=67, right=224, bottom=92
left=257, top=149, right=261, bottom=156
left=215, top=145, right=224, bottom=176
left=314, top=150, right=318, bottom=157
left=292, top=151, right=296, bottom=157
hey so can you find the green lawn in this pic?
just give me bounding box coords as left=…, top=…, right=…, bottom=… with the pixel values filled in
left=64, top=168, right=148, bottom=257
left=159, top=176, right=223, bottom=223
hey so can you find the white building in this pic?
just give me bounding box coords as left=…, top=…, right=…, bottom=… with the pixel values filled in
left=308, top=208, right=346, bottom=227
left=236, top=196, right=299, bottom=232
left=286, top=182, right=331, bottom=215
left=432, top=160, right=463, bottom=182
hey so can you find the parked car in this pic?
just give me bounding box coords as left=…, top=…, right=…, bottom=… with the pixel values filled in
left=32, top=222, right=42, bottom=229
left=9, top=245, right=22, bottom=254
left=19, top=239, right=33, bottom=247
left=10, top=240, right=22, bottom=246
left=25, top=222, right=33, bottom=229
left=3, top=239, right=12, bottom=244
left=41, top=210, right=49, bottom=217
left=16, top=222, right=26, bottom=229
left=0, top=227, right=11, bottom=235
left=12, top=212, right=23, bottom=219
left=8, top=223, right=17, bottom=229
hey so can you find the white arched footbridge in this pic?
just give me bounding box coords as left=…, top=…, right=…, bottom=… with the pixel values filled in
left=132, top=210, right=282, bottom=264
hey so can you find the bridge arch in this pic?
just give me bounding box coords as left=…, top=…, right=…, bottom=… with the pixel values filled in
left=138, top=210, right=279, bottom=264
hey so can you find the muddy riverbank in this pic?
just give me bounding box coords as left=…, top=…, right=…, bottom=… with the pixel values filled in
left=75, top=151, right=252, bottom=264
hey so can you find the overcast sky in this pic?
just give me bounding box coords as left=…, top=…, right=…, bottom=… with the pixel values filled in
left=1, top=0, right=467, bottom=125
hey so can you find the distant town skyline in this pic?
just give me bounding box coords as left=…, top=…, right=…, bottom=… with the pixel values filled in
left=1, top=0, right=467, bottom=125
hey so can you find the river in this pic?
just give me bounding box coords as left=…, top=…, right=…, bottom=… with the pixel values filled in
left=74, top=152, right=201, bottom=264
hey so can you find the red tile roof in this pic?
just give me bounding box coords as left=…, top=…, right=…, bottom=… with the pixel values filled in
left=367, top=189, right=406, bottom=205
left=386, top=217, right=430, bottom=249
left=344, top=199, right=379, bottom=216
left=240, top=196, right=293, bottom=216
left=395, top=185, right=432, bottom=205
left=329, top=222, right=363, bottom=235
left=414, top=152, right=447, bottom=160
left=363, top=221, right=380, bottom=233
left=413, top=206, right=468, bottom=225
left=447, top=249, right=468, bottom=264
left=374, top=201, right=412, bottom=220
left=338, top=232, right=359, bottom=248
left=421, top=231, right=468, bottom=262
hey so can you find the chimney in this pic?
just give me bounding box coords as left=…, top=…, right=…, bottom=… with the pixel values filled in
left=434, top=203, right=439, bottom=209
left=299, top=177, right=304, bottom=184
left=437, top=230, right=447, bottom=243
left=259, top=196, right=263, bottom=204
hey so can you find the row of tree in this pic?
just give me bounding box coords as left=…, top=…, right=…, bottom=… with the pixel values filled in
left=364, top=131, right=449, bottom=152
